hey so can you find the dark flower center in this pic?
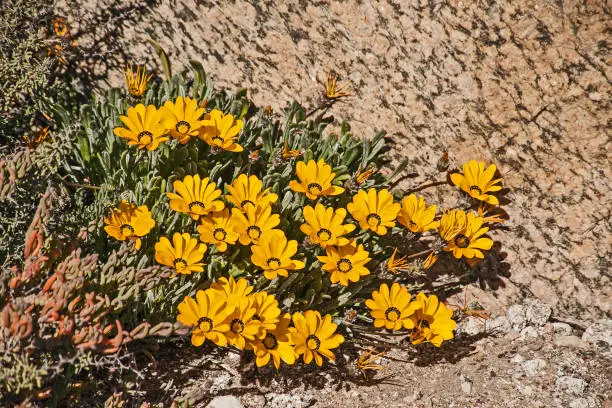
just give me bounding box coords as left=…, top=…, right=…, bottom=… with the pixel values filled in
left=366, top=213, right=382, bottom=228
left=213, top=228, right=227, bottom=241
left=408, top=220, right=417, bottom=227
left=252, top=314, right=261, bottom=321
left=307, top=183, right=323, bottom=195
left=176, top=120, right=191, bottom=134
left=317, top=228, right=332, bottom=242
left=470, top=185, right=483, bottom=195
left=247, top=225, right=261, bottom=240
left=336, top=258, right=352, bottom=273
left=263, top=333, right=278, bottom=350
left=137, top=131, right=153, bottom=145
left=267, top=257, right=281, bottom=269
left=240, top=199, right=255, bottom=208
left=120, top=224, right=135, bottom=236
left=306, top=334, right=321, bottom=350
left=174, top=258, right=188, bottom=270
left=189, top=201, right=206, bottom=212
left=230, top=318, right=245, bottom=334
left=454, top=234, right=470, bottom=248
left=385, top=307, right=401, bottom=322
left=197, top=317, right=213, bottom=332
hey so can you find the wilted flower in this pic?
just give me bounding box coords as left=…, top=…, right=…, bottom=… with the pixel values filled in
left=154, top=232, right=207, bottom=275
left=289, top=159, right=345, bottom=200
left=439, top=210, right=492, bottom=259
left=251, top=230, right=305, bottom=280
left=225, top=174, right=278, bottom=212
left=23, top=127, right=51, bottom=149
left=231, top=205, right=280, bottom=245
left=253, top=313, right=297, bottom=369
left=354, top=165, right=376, bottom=186
left=347, top=188, right=400, bottom=235
left=317, top=241, right=371, bottom=286
left=281, top=140, right=303, bottom=160
left=300, top=203, right=355, bottom=248
left=52, top=16, right=69, bottom=37
left=408, top=293, right=456, bottom=347
left=124, top=64, right=153, bottom=98
left=209, top=276, right=254, bottom=307
left=385, top=248, right=410, bottom=274
left=324, top=71, right=352, bottom=100
left=166, top=174, right=224, bottom=221
left=397, top=194, right=439, bottom=233
left=197, top=209, right=239, bottom=252
left=365, top=283, right=418, bottom=330
left=199, top=109, right=244, bottom=152
left=160, top=96, right=206, bottom=144
left=177, top=289, right=233, bottom=347
left=113, top=104, right=169, bottom=150
left=225, top=296, right=262, bottom=350
left=291, top=310, right=344, bottom=366
left=104, top=200, right=155, bottom=250
left=450, top=160, right=503, bottom=205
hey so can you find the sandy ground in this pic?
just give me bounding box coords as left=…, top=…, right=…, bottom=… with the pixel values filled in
left=60, top=0, right=611, bottom=406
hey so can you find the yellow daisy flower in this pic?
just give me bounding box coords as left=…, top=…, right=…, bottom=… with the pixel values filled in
left=250, top=230, right=305, bottom=280
left=317, top=242, right=371, bottom=286
left=365, top=283, right=418, bottom=330
left=397, top=194, right=439, bottom=233
left=347, top=188, right=400, bottom=235
left=225, top=296, right=263, bottom=350
left=113, top=104, right=169, bottom=150
left=300, top=203, right=355, bottom=248
left=450, top=160, right=503, bottom=205
left=225, top=174, right=278, bottom=212
left=231, top=205, right=280, bottom=245
left=291, top=310, right=344, bottom=366
left=253, top=313, right=297, bottom=369
left=177, top=289, right=233, bottom=347
left=439, top=210, right=493, bottom=259
left=124, top=64, right=152, bottom=98
left=159, top=96, right=207, bottom=144
left=209, top=276, right=254, bottom=307
left=288, top=159, right=345, bottom=200
left=154, top=232, right=207, bottom=276
left=199, top=109, right=244, bottom=152
left=251, top=291, right=281, bottom=336
left=408, top=293, right=456, bottom=347
left=197, top=209, right=239, bottom=253
left=104, top=200, right=155, bottom=250
left=166, top=174, right=225, bottom=221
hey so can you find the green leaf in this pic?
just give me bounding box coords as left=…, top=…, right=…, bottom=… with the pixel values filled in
left=148, top=38, right=172, bottom=80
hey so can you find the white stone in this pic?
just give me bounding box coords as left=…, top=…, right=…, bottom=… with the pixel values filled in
left=552, top=322, right=572, bottom=335
left=524, top=299, right=552, bottom=327
left=489, top=316, right=511, bottom=334
left=507, top=305, right=526, bottom=331
left=555, top=376, right=586, bottom=395
left=265, top=393, right=311, bottom=408
left=569, top=398, right=590, bottom=408
left=520, top=326, right=539, bottom=339
left=460, top=375, right=472, bottom=395
left=554, top=335, right=589, bottom=349
left=582, top=319, right=612, bottom=349
left=511, top=354, right=524, bottom=364
left=522, top=358, right=546, bottom=377
left=207, top=396, right=244, bottom=408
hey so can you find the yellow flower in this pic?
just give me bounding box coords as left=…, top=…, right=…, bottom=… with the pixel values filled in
left=289, top=159, right=345, bottom=200
left=450, top=160, right=503, bottom=205
left=166, top=174, right=224, bottom=221
left=385, top=248, right=410, bottom=274
left=439, top=210, right=493, bottom=259
left=197, top=209, right=239, bottom=252
left=324, top=71, right=352, bottom=100
left=209, top=276, right=254, bottom=307
left=300, top=203, right=355, bottom=248
left=365, top=283, right=418, bottom=330
left=199, top=109, right=244, bottom=152
left=159, top=96, right=206, bottom=144
left=225, top=296, right=262, bottom=350
left=104, top=200, right=155, bottom=250
left=154, top=232, right=207, bottom=275
left=347, top=188, right=400, bottom=235
left=124, top=64, right=152, bottom=98
left=291, top=310, right=344, bottom=366
left=225, top=174, right=278, bottom=212
left=251, top=291, right=281, bottom=336
left=177, top=289, right=233, bottom=347
left=253, top=313, right=297, bottom=369
left=231, top=205, right=280, bottom=245
left=113, top=104, right=169, bottom=150
left=317, top=242, right=371, bottom=286
left=397, top=194, right=439, bottom=233
left=251, top=230, right=305, bottom=280
left=408, top=293, right=456, bottom=347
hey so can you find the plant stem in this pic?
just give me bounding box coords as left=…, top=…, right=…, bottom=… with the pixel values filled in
left=408, top=180, right=447, bottom=193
